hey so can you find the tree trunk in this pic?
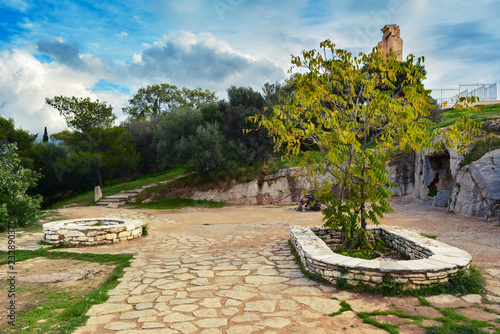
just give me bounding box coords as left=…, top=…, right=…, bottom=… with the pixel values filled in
left=360, top=201, right=367, bottom=230
left=93, top=164, right=104, bottom=190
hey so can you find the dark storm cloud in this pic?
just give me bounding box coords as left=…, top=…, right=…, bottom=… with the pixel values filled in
left=36, top=38, right=88, bottom=70
left=129, top=34, right=285, bottom=88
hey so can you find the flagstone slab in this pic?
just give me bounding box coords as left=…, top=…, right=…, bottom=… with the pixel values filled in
left=293, top=296, right=341, bottom=314
left=104, top=321, right=137, bottom=330
left=87, top=303, right=133, bottom=316
left=216, top=290, right=258, bottom=301
left=244, top=300, right=277, bottom=312
left=162, top=313, right=196, bottom=323
left=256, top=317, right=292, bottom=329
left=226, top=325, right=264, bottom=334
left=231, top=312, right=261, bottom=322
left=193, top=309, right=218, bottom=318
left=195, top=318, right=228, bottom=328
left=245, top=276, right=289, bottom=285
left=120, top=309, right=158, bottom=320
left=170, top=321, right=198, bottom=333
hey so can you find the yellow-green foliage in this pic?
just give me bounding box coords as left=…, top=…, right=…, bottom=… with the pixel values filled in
left=249, top=40, right=481, bottom=246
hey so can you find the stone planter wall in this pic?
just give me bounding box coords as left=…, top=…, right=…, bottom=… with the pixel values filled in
left=289, top=225, right=472, bottom=288
left=43, top=218, right=144, bottom=246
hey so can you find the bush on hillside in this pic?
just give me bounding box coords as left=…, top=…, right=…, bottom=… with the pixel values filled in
left=0, top=143, right=43, bottom=231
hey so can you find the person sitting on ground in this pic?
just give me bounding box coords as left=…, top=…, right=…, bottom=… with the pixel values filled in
left=296, top=193, right=321, bottom=212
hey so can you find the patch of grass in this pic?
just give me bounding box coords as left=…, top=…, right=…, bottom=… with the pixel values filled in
left=358, top=312, right=400, bottom=334
left=333, top=245, right=378, bottom=260
left=437, top=104, right=500, bottom=128
left=435, top=308, right=492, bottom=328
left=142, top=224, right=149, bottom=236
left=358, top=306, right=495, bottom=334
left=133, top=198, right=226, bottom=210
left=435, top=265, right=485, bottom=296
left=420, top=233, right=438, bottom=240
left=426, top=322, right=490, bottom=334
left=332, top=265, right=485, bottom=297
left=461, top=133, right=500, bottom=167
left=46, top=167, right=186, bottom=209
left=419, top=297, right=433, bottom=307
left=0, top=251, right=132, bottom=333
left=0, top=248, right=50, bottom=266
left=329, top=300, right=353, bottom=316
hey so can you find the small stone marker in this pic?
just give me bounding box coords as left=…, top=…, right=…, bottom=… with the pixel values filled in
left=94, top=186, right=102, bottom=202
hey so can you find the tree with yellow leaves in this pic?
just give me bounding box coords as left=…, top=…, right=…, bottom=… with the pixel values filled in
left=250, top=40, right=480, bottom=248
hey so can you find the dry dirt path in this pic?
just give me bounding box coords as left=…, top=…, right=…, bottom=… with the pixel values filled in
left=43, top=200, right=500, bottom=333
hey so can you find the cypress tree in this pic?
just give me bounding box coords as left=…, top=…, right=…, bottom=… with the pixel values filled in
left=42, top=127, right=49, bottom=142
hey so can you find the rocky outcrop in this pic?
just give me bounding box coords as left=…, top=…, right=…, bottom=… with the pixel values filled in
left=192, top=180, right=260, bottom=205
left=448, top=149, right=500, bottom=221
left=191, top=167, right=334, bottom=205
left=413, top=138, right=470, bottom=207
left=191, top=144, right=499, bottom=222
left=386, top=152, right=415, bottom=197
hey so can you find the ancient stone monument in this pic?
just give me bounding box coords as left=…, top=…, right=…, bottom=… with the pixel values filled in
left=378, top=24, right=403, bottom=61
left=94, top=186, right=102, bottom=202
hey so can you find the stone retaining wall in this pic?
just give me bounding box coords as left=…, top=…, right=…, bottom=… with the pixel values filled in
left=289, top=225, right=472, bottom=288
left=43, top=218, right=144, bottom=246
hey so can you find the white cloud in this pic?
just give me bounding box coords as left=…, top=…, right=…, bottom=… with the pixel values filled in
left=0, top=0, right=28, bottom=11
left=0, top=49, right=112, bottom=135
left=132, top=53, right=142, bottom=64
left=118, top=31, right=286, bottom=96
left=114, top=31, right=128, bottom=38
left=1, top=31, right=287, bottom=136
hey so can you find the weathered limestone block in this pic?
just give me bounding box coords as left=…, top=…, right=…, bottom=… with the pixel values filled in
left=386, top=152, right=415, bottom=197
left=66, top=230, right=84, bottom=237
left=118, top=231, right=131, bottom=238
left=260, top=177, right=292, bottom=204
left=94, top=186, right=102, bottom=202
left=448, top=149, right=500, bottom=221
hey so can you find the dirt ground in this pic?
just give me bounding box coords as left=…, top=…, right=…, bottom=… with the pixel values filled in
left=56, top=197, right=500, bottom=270
left=2, top=198, right=499, bottom=333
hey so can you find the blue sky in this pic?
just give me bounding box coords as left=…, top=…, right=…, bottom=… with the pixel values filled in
left=0, top=0, right=499, bottom=135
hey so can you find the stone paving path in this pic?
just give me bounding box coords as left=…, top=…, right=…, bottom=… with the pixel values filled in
left=69, top=209, right=500, bottom=334
left=73, top=212, right=345, bottom=333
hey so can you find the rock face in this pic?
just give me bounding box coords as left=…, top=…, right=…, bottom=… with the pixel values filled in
left=192, top=168, right=334, bottom=205
left=412, top=137, right=470, bottom=208
left=386, top=152, right=415, bottom=197
left=448, top=149, right=500, bottom=221
left=191, top=145, right=499, bottom=222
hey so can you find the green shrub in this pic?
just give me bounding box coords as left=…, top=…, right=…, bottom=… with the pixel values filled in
left=0, top=143, right=43, bottom=231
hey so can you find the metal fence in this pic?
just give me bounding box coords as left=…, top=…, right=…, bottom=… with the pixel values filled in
left=431, top=83, right=497, bottom=107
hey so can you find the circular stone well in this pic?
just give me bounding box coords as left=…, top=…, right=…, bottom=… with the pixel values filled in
left=43, top=218, right=144, bottom=246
